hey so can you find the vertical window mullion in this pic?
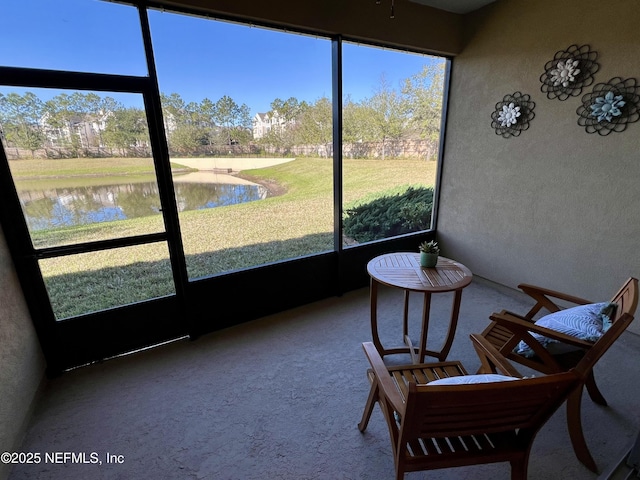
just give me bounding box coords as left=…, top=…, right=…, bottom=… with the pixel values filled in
left=137, top=6, right=192, bottom=332
left=430, top=58, right=452, bottom=231
left=332, top=36, right=344, bottom=254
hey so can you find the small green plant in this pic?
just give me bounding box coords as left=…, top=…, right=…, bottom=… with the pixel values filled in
left=419, top=240, right=439, bottom=254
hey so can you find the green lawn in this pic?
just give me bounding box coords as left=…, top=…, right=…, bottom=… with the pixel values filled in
left=12, top=156, right=437, bottom=318
left=9, top=157, right=192, bottom=179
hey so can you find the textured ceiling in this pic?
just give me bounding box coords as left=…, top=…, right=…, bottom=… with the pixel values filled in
left=408, top=0, right=497, bottom=14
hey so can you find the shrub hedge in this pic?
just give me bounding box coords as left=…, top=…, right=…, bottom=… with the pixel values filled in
left=343, top=186, right=434, bottom=242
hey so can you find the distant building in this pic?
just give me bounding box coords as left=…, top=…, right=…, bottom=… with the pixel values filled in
left=38, top=112, right=104, bottom=148
left=252, top=110, right=295, bottom=139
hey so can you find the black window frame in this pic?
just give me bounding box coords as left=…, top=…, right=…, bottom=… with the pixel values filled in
left=0, top=1, right=450, bottom=373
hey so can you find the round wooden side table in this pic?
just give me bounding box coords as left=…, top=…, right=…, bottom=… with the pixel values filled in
left=367, top=252, right=472, bottom=362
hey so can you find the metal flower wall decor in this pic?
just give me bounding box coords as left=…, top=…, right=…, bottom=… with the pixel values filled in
left=540, top=45, right=599, bottom=101
left=576, top=77, right=640, bottom=135
left=491, top=92, right=536, bottom=138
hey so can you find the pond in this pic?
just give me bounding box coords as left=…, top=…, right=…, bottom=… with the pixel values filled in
left=17, top=173, right=268, bottom=231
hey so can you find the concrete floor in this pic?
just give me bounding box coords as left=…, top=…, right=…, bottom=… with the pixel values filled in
left=8, top=279, right=640, bottom=479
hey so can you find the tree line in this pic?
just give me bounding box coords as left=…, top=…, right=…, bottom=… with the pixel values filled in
left=0, top=63, right=444, bottom=159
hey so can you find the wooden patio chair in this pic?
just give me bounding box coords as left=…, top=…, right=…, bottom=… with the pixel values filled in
left=472, top=277, right=639, bottom=472
left=358, top=339, right=581, bottom=480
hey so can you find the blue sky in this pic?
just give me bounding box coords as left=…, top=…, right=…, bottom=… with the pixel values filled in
left=1, top=0, right=442, bottom=116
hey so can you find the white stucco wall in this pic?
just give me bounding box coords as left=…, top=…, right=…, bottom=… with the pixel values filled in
left=438, top=0, right=640, bottom=331
left=0, top=226, right=45, bottom=480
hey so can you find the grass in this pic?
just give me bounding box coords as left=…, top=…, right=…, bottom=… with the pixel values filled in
left=9, top=157, right=193, bottom=179
left=12, top=156, right=437, bottom=318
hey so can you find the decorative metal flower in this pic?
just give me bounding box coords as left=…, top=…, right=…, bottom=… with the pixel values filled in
left=540, top=45, right=599, bottom=101
left=498, top=103, right=521, bottom=127
left=491, top=92, right=535, bottom=138
left=549, top=59, right=580, bottom=88
left=577, top=77, right=640, bottom=135
left=590, top=92, right=625, bottom=123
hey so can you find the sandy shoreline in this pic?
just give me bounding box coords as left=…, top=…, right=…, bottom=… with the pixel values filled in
left=171, top=157, right=293, bottom=194
left=171, top=157, right=294, bottom=172
left=172, top=170, right=259, bottom=186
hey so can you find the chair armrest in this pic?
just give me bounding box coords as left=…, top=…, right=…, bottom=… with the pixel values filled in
left=361, top=342, right=405, bottom=413
left=518, top=283, right=592, bottom=318
left=486, top=314, right=562, bottom=371
left=470, top=334, right=522, bottom=377
left=499, top=309, right=535, bottom=322
left=518, top=283, right=593, bottom=305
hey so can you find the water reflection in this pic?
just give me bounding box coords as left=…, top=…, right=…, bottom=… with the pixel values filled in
left=18, top=175, right=267, bottom=231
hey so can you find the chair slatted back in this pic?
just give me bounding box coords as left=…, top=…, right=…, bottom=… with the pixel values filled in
left=401, top=373, right=578, bottom=440
left=610, top=277, right=639, bottom=322
left=573, top=313, right=634, bottom=378
left=570, top=277, right=638, bottom=377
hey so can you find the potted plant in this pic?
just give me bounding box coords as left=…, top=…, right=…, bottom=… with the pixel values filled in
left=419, top=240, right=440, bottom=268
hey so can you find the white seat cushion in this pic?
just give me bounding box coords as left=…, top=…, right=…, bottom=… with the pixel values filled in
left=428, top=374, right=517, bottom=385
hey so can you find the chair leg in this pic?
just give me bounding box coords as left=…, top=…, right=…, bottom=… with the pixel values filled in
left=394, top=449, right=406, bottom=480
left=584, top=370, right=607, bottom=406
left=509, top=458, right=527, bottom=480
left=358, top=381, right=379, bottom=432
left=509, top=449, right=530, bottom=480
left=567, top=387, right=598, bottom=473
left=395, top=466, right=404, bottom=480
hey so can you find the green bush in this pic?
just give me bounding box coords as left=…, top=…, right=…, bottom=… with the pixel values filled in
left=343, top=186, right=434, bottom=242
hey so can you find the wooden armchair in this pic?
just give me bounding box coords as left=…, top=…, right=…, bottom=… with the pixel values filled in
left=472, top=277, right=639, bottom=472
left=358, top=339, right=580, bottom=480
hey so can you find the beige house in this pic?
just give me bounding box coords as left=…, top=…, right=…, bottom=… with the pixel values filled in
left=252, top=110, right=294, bottom=139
